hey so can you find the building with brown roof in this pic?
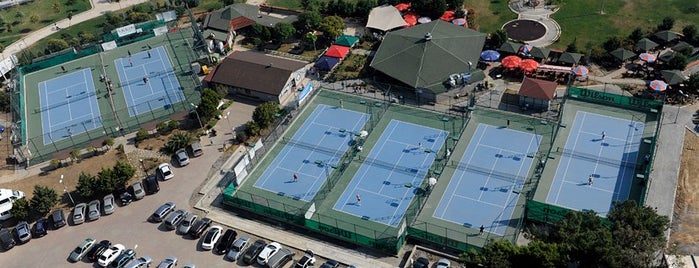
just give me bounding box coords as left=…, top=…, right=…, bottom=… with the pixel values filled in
left=518, top=77, right=558, bottom=111
left=204, top=51, right=309, bottom=106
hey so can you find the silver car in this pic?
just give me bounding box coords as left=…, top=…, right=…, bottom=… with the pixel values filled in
left=131, top=182, right=145, bottom=200
left=157, top=256, right=178, bottom=268
left=226, top=236, right=249, bottom=262
left=164, top=209, right=187, bottom=230
left=73, top=203, right=87, bottom=225
left=103, top=194, right=115, bottom=215
left=177, top=214, right=198, bottom=235
left=15, top=221, right=31, bottom=244
left=124, top=256, right=153, bottom=268
left=88, top=200, right=101, bottom=221
left=68, top=238, right=96, bottom=262
left=175, top=148, right=190, bottom=166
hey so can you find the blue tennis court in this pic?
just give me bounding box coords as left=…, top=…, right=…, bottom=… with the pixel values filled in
left=114, top=46, right=183, bottom=116
left=254, top=105, right=369, bottom=201
left=38, top=68, right=102, bottom=145
left=333, top=120, right=448, bottom=227
left=547, top=111, right=644, bottom=216
left=434, top=124, right=541, bottom=235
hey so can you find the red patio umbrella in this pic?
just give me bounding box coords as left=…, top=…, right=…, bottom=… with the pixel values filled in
left=403, top=12, right=418, bottom=26
left=394, top=3, right=411, bottom=12
left=325, top=45, right=350, bottom=59
left=501, top=55, right=522, bottom=69
left=520, top=59, right=539, bottom=72
left=440, top=10, right=455, bottom=21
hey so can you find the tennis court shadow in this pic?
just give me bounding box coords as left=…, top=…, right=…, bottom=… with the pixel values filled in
left=479, top=186, right=511, bottom=193
left=283, top=180, right=295, bottom=184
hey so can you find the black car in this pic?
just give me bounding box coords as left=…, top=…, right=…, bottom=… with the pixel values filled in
left=242, top=239, right=266, bottom=265
left=87, top=240, right=111, bottom=262
left=143, top=175, right=159, bottom=195
left=50, top=209, right=66, bottom=229
left=116, top=187, right=133, bottom=206
left=188, top=217, right=212, bottom=238
left=412, top=257, right=429, bottom=268
left=214, top=229, right=237, bottom=255
left=32, top=218, right=48, bottom=238
left=320, top=259, right=340, bottom=268
left=0, top=229, right=15, bottom=251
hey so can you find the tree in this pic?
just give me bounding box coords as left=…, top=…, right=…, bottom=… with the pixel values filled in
left=52, top=2, right=61, bottom=13
left=488, top=29, right=508, bottom=49
left=687, top=73, right=699, bottom=94
left=447, top=0, right=464, bottom=10
left=14, top=11, right=24, bottom=24
left=78, top=31, right=97, bottom=43
left=47, top=38, right=70, bottom=52
left=305, top=31, right=318, bottom=51
left=0, top=91, right=10, bottom=113
left=514, top=241, right=565, bottom=268
left=319, top=16, right=345, bottom=41
left=30, top=185, right=59, bottom=214
left=251, top=24, right=272, bottom=42
left=67, top=11, right=72, bottom=21
left=602, top=36, right=622, bottom=52
left=29, top=14, right=38, bottom=23
left=273, top=23, right=296, bottom=43
left=244, top=120, right=261, bottom=137
left=628, top=27, right=644, bottom=43
left=163, top=130, right=194, bottom=155
left=9, top=198, right=29, bottom=220
left=76, top=172, right=98, bottom=198
left=354, top=0, right=376, bottom=17
left=682, top=25, right=697, bottom=44
left=197, top=88, right=221, bottom=123
left=460, top=240, right=517, bottom=268
left=252, top=102, right=280, bottom=129
left=412, top=0, right=447, bottom=21
left=301, top=0, right=322, bottom=11
left=657, top=16, right=674, bottom=31
left=296, top=10, right=322, bottom=29
left=566, top=39, right=578, bottom=53
left=112, top=161, right=135, bottom=187
left=667, top=54, right=688, bottom=70
left=604, top=200, right=669, bottom=267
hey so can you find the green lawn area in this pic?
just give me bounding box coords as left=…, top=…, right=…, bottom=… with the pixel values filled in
left=0, top=0, right=91, bottom=49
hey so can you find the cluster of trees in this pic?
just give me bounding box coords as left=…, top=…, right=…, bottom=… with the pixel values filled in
left=461, top=200, right=670, bottom=268
left=75, top=161, right=135, bottom=199
left=244, top=101, right=281, bottom=138
left=9, top=185, right=60, bottom=220
left=247, top=13, right=345, bottom=49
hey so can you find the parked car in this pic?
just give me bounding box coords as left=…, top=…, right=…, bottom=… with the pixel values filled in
left=88, top=200, right=101, bottom=221
left=87, top=240, right=111, bottom=262
left=320, top=259, right=340, bottom=268
left=73, top=203, right=87, bottom=225
left=201, top=225, right=223, bottom=250
left=157, top=163, right=174, bottom=180
left=182, top=263, right=196, bottom=268
left=164, top=209, right=187, bottom=230
left=177, top=213, right=198, bottom=235
left=110, top=248, right=136, bottom=268
left=150, top=202, right=176, bottom=223
left=14, top=221, right=31, bottom=243
left=0, top=228, right=16, bottom=251
left=436, top=258, right=451, bottom=268
left=412, top=257, right=429, bottom=268
left=267, top=247, right=295, bottom=268
left=131, top=181, right=145, bottom=200
left=294, top=249, right=316, bottom=268
left=189, top=140, right=203, bottom=157
left=103, top=194, right=116, bottom=215
left=32, top=218, right=48, bottom=238
left=144, top=175, right=160, bottom=194
left=124, top=256, right=153, bottom=268
left=50, top=209, right=66, bottom=229
left=116, top=187, right=133, bottom=206
left=157, top=256, right=178, bottom=268
left=225, top=236, right=249, bottom=262
left=175, top=149, right=190, bottom=166
left=68, top=238, right=96, bottom=262
left=188, top=217, right=212, bottom=238
left=257, top=242, right=281, bottom=265
left=242, top=239, right=266, bottom=265
left=214, top=229, right=237, bottom=255
left=98, top=244, right=125, bottom=267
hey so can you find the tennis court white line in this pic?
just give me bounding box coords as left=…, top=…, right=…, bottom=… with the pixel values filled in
left=356, top=187, right=401, bottom=200
left=276, top=166, right=322, bottom=180
left=477, top=143, right=529, bottom=156
left=81, top=70, right=97, bottom=129
left=578, top=129, right=627, bottom=142
left=155, top=47, right=177, bottom=95
left=451, top=193, right=508, bottom=208
left=551, top=112, right=588, bottom=204
left=560, top=179, right=616, bottom=194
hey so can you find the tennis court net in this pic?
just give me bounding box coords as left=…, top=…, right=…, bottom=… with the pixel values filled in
left=361, top=157, right=426, bottom=177
left=560, top=148, right=637, bottom=168
left=283, top=138, right=346, bottom=157
left=453, top=163, right=527, bottom=185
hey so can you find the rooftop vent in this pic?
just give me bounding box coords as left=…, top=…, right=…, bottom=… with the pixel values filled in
left=425, top=32, right=432, bottom=41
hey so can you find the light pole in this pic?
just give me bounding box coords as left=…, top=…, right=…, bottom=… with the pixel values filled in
left=224, top=111, right=232, bottom=134
left=190, top=103, right=203, bottom=129
left=139, top=159, right=148, bottom=175
left=59, top=175, right=75, bottom=206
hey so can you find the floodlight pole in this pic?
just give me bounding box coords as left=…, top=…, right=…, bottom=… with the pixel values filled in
left=59, top=175, right=75, bottom=206
left=190, top=103, right=203, bottom=129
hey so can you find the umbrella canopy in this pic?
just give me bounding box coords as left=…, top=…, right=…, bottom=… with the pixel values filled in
left=0, top=125, right=4, bottom=133
left=572, top=66, right=589, bottom=77
left=452, top=18, right=466, bottom=26
left=649, top=80, right=668, bottom=91
left=654, top=30, right=679, bottom=42
left=530, top=47, right=551, bottom=60
left=480, top=50, right=500, bottom=61
left=334, top=34, right=359, bottom=47
left=394, top=3, right=411, bottom=11
left=610, top=48, right=635, bottom=61
left=520, top=59, right=539, bottom=72
left=520, top=44, right=533, bottom=55
left=501, top=55, right=522, bottom=69
left=440, top=10, right=455, bottom=21
left=498, top=41, right=521, bottom=54
left=639, top=53, right=657, bottom=63
left=661, top=69, right=686, bottom=85
left=314, top=55, right=340, bottom=71
left=367, top=5, right=409, bottom=31
left=403, top=12, right=418, bottom=26
left=418, top=17, right=432, bottom=24
left=325, top=45, right=350, bottom=58
left=636, top=38, right=658, bottom=51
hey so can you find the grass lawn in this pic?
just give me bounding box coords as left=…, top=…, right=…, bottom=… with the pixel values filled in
left=0, top=0, right=91, bottom=49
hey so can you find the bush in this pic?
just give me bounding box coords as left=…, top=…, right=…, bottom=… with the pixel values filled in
left=30, top=185, right=58, bottom=215
left=136, top=128, right=149, bottom=142
left=70, top=149, right=81, bottom=161
left=167, top=120, right=179, bottom=131
left=9, top=198, right=29, bottom=220
left=104, top=137, right=115, bottom=147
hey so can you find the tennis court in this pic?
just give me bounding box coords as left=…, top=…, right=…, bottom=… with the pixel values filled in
left=38, top=68, right=102, bottom=145
left=253, top=104, right=369, bottom=201
left=114, top=46, right=183, bottom=116
left=333, top=120, right=448, bottom=227
left=546, top=111, right=645, bottom=216
left=433, top=124, right=541, bottom=235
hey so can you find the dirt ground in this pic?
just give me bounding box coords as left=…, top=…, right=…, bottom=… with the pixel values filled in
left=670, top=129, right=699, bottom=254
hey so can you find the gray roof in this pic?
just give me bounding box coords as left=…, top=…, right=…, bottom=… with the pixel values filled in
left=558, top=52, right=583, bottom=65
left=370, top=20, right=486, bottom=93
left=204, top=5, right=242, bottom=31
left=203, top=4, right=297, bottom=31
left=208, top=51, right=307, bottom=96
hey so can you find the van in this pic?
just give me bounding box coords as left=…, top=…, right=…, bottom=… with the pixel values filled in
left=214, top=229, right=237, bottom=255
left=189, top=141, right=203, bottom=157
left=266, top=248, right=295, bottom=268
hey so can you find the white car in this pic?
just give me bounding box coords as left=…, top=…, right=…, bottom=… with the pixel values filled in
left=436, top=258, right=451, bottom=268
left=98, top=243, right=125, bottom=267
left=201, top=225, right=223, bottom=250
left=157, top=163, right=174, bottom=180
left=256, top=242, right=281, bottom=265
left=175, top=148, right=190, bottom=166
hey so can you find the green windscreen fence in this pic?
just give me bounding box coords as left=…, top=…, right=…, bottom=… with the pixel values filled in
left=568, top=87, right=663, bottom=112
left=525, top=200, right=572, bottom=224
